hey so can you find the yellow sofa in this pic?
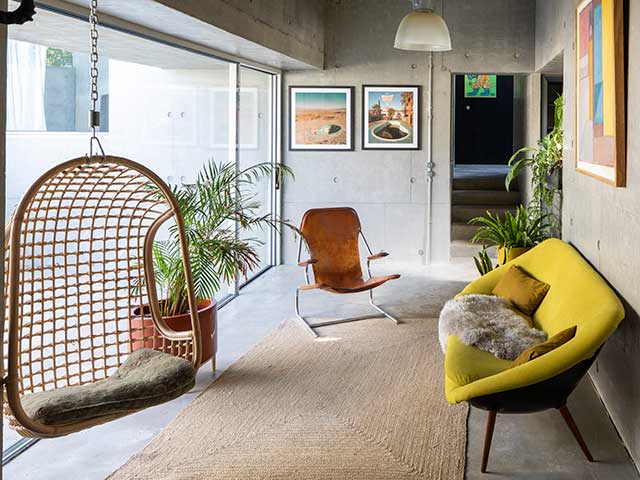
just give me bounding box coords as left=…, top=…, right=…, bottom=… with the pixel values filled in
left=444, top=238, right=624, bottom=472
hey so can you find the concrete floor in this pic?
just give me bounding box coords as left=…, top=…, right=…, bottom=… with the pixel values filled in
left=4, top=262, right=638, bottom=479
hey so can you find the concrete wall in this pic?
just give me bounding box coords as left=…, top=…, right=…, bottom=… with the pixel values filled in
left=281, top=0, right=536, bottom=265
left=520, top=73, right=542, bottom=205
left=154, top=0, right=325, bottom=69
left=513, top=76, right=527, bottom=160
left=536, top=0, right=640, bottom=466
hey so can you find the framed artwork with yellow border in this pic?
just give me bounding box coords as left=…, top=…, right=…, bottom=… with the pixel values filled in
left=575, top=0, right=626, bottom=186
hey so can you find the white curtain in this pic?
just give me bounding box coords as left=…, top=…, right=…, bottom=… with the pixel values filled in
left=7, top=39, right=47, bottom=131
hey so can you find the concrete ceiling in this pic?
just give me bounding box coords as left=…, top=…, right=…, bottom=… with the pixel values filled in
left=537, top=52, right=564, bottom=76
left=39, top=0, right=313, bottom=70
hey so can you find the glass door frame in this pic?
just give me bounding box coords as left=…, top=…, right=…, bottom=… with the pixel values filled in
left=235, top=65, right=281, bottom=292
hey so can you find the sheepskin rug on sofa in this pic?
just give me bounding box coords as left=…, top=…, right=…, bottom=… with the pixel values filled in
left=438, top=294, right=547, bottom=360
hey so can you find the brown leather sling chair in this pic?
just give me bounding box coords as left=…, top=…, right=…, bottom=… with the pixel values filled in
left=295, top=207, right=401, bottom=337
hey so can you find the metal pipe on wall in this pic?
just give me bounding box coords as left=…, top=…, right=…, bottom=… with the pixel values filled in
left=424, top=51, right=435, bottom=265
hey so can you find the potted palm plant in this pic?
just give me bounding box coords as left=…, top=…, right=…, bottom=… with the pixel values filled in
left=131, top=159, right=293, bottom=369
left=469, top=205, right=551, bottom=265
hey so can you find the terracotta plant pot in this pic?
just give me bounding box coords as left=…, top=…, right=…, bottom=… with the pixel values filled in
left=496, top=246, right=532, bottom=266
left=130, top=299, right=217, bottom=370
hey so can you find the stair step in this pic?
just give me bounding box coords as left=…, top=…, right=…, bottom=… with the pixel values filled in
left=452, top=205, right=517, bottom=223
left=452, top=190, right=521, bottom=206
left=450, top=240, right=498, bottom=259
left=452, top=175, right=518, bottom=191
left=452, top=223, right=481, bottom=242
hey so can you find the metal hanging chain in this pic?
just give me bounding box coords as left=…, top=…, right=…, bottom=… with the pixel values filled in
left=88, top=0, right=105, bottom=160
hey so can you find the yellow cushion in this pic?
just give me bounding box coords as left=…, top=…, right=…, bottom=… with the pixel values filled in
left=493, top=265, right=550, bottom=316
left=445, top=239, right=624, bottom=405
left=511, top=325, right=577, bottom=368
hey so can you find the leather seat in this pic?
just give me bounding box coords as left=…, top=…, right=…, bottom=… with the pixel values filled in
left=295, top=207, right=400, bottom=337
left=311, top=274, right=401, bottom=294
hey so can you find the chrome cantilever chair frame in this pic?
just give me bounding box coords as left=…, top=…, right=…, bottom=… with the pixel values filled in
left=294, top=232, right=398, bottom=338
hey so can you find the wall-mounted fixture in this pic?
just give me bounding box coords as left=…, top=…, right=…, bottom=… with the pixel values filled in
left=394, top=0, right=451, bottom=52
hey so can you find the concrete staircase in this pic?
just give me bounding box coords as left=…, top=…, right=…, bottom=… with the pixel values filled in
left=450, top=165, right=521, bottom=259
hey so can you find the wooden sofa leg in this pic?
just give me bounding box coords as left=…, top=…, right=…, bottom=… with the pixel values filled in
left=559, top=405, right=594, bottom=462
left=481, top=411, right=497, bottom=473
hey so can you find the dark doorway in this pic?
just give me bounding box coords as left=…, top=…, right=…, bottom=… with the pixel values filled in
left=454, top=75, right=514, bottom=165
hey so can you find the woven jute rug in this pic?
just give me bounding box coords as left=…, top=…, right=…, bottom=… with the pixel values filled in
left=108, top=285, right=468, bottom=479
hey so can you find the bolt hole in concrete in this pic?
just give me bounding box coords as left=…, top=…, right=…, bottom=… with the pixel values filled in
left=372, top=121, right=409, bottom=141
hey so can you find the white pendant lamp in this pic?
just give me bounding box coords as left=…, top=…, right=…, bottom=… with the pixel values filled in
left=394, top=0, right=452, bottom=52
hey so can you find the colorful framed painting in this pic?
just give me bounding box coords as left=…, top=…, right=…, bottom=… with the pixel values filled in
left=464, top=74, right=497, bottom=98
left=363, top=85, right=420, bottom=150
left=576, top=0, right=626, bottom=186
left=289, top=86, right=354, bottom=151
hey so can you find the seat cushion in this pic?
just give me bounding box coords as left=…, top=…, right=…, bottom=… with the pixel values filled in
left=319, top=274, right=400, bottom=294
left=511, top=325, right=578, bottom=368
left=445, top=335, right=512, bottom=387
left=21, top=349, right=196, bottom=426
left=493, top=265, right=550, bottom=316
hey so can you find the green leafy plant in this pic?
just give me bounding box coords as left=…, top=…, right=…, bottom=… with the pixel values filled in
left=473, top=245, right=496, bottom=276
left=469, top=205, right=551, bottom=250
left=46, top=47, right=73, bottom=67
left=505, top=94, right=563, bottom=230
left=152, top=159, right=293, bottom=317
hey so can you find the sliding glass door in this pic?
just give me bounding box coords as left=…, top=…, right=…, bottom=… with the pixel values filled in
left=238, top=66, right=277, bottom=284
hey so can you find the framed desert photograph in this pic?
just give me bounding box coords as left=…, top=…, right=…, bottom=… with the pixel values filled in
left=289, top=86, right=354, bottom=151
left=363, top=85, right=420, bottom=150
left=576, top=0, right=626, bottom=186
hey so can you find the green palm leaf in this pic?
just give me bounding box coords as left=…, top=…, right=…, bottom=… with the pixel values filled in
left=470, top=205, right=551, bottom=249
left=148, top=158, right=294, bottom=316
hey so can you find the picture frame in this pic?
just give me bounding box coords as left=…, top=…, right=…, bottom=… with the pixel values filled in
left=575, top=0, right=626, bottom=186
left=464, top=74, right=498, bottom=98
left=289, top=86, right=354, bottom=151
left=362, top=85, right=420, bottom=150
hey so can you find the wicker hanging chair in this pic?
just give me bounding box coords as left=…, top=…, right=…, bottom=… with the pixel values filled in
left=2, top=156, right=202, bottom=438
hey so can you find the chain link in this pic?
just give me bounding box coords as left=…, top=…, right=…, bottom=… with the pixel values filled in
left=88, top=0, right=104, bottom=159
left=89, top=0, right=99, bottom=120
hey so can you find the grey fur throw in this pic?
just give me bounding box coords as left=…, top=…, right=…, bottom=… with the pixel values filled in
left=439, top=294, right=547, bottom=360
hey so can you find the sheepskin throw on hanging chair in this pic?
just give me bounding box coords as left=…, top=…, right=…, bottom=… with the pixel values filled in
left=438, top=294, right=547, bottom=360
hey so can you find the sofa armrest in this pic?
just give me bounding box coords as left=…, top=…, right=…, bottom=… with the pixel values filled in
left=445, top=335, right=601, bottom=405
left=367, top=251, right=389, bottom=261
left=298, top=258, right=318, bottom=267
